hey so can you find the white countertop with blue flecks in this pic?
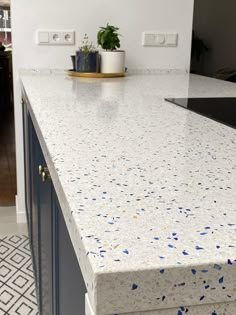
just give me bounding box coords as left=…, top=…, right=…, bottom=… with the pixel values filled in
left=21, top=70, right=236, bottom=315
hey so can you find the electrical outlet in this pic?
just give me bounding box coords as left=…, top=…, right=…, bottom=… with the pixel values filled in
left=36, top=30, right=76, bottom=45
left=62, top=31, right=75, bottom=45
left=49, top=32, right=62, bottom=45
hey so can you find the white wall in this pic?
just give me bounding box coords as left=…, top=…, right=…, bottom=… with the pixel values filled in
left=11, top=0, right=194, bottom=219
left=193, top=0, right=236, bottom=75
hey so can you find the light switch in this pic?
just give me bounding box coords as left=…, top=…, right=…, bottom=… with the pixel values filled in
left=38, top=31, right=49, bottom=44
left=156, top=34, right=165, bottom=45
left=142, top=32, right=178, bottom=47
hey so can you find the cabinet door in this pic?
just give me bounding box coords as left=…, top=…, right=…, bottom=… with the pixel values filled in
left=27, top=113, right=54, bottom=315
left=29, top=117, right=41, bottom=298
left=53, top=192, right=86, bottom=315
left=36, top=136, right=54, bottom=315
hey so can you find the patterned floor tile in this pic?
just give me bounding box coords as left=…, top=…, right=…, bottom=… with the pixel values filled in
left=4, top=248, right=31, bottom=270
left=2, top=236, right=27, bottom=248
left=0, top=242, right=16, bottom=261
left=0, top=261, right=18, bottom=283
left=8, top=296, right=38, bottom=315
left=0, top=235, right=38, bottom=314
left=0, top=307, right=6, bottom=315
left=20, top=260, right=35, bottom=279
left=0, top=285, right=21, bottom=312
left=6, top=269, right=35, bottom=295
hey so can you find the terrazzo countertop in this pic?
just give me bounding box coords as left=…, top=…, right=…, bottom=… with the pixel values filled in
left=21, top=71, right=236, bottom=315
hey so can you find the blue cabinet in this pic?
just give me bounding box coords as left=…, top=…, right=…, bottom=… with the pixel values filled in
left=22, top=95, right=86, bottom=315
left=37, top=139, right=54, bottom=315
left=53, top=193, right=86, bottom=315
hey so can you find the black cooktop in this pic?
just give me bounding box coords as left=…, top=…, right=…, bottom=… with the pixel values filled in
left=165, top=97, right=236, bottom=129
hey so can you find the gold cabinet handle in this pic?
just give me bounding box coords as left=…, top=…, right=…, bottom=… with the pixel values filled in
left=42, top=169, right=51, bottom=182
left=39, top=165, right=44, bottom=175
left=39, top=165, right=51, bottom=182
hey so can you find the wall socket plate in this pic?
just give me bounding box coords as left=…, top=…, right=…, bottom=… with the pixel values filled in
left=142, top=32, right=178, bottom=47
left=37, top=30, right=75, bottom=45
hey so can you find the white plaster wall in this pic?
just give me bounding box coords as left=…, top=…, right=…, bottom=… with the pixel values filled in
left=11, top=0, right=194, bottom=219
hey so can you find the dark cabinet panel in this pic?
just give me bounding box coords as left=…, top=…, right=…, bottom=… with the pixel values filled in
left=23, top=98, right=87, bottom=315
left=29, top=116, right=41, bottom=299
left=53, top=193, right=86, bottom=315
left=37, top=143, right=53, bottom=315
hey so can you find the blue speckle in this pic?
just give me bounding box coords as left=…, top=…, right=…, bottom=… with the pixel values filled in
left=219, top=276, right=224, bottom=284
left=191, top=269, right=197, bottom=275
left=228, top=259, right=233, bottom=265
left=205, top=285, right=210, bottom=289
left=195, top=245, right=204, bottom=250
left=100, top=250, right=106, bottom=257
left=160, top=269, right=165, bottom=274
left=108, top=221, right=114, bottom=225
left=141, top=208, right=145, bottom=211
left=214, top=264, right=222, bottom=270
left=131, top=283, right=138, bottom=290
left=201, top=269, right=208, bottom=273
left=123, top=249, right=129, bottom=255
left=200, top=232, right=208, bottom=235
left=159, top=256, right=165, bottom=259
left=168, top=244, right=175, bottom=248
left=154, top=237, right=160, bottom=240
left=177, top=311, right=183, bottom=315
left=212, top=311, right=217, bottom=315
left=182, top=250, right=189, bottom=256
left=200, top=295, right=205, bottom=301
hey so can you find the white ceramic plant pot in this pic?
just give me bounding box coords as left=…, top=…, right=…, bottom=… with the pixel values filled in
left=101, top=50, right=125, bottom=74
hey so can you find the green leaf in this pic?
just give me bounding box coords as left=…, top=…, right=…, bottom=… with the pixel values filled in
left=97, top=23, right=122, bottom=50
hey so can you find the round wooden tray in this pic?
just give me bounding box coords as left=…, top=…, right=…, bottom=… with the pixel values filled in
left=67, top=70, right=125, bottom=78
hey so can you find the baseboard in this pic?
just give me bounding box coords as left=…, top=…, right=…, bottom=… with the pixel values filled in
left=15, top=195, right=27, bottom=224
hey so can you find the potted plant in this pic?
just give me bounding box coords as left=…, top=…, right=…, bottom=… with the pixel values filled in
left=76, top=34, right=99, bottom=72
left=97, top=23, right=125, bottom=74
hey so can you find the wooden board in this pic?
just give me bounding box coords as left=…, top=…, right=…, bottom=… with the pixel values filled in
left=67, top=70, right=125, bottom=78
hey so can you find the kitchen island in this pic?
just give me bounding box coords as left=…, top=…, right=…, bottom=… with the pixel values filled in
left=21, top=70, right=236, bottom=315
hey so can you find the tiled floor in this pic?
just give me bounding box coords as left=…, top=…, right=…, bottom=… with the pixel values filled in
left=0, top=207, right=38, bottom=314
left=0, top=110, right=17, bottom=205
left=0, top=235, right=38, bottom=314
left=0, top=207, right=28, bottom=237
